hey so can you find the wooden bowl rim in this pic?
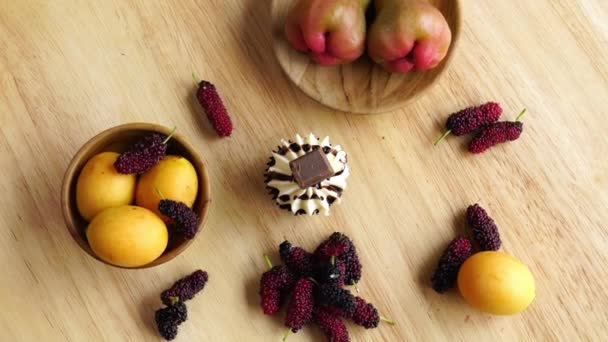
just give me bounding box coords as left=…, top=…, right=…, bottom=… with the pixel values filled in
left=271, top=0, right=462, bottom=114
left=61, top=122, right=211, bottom=269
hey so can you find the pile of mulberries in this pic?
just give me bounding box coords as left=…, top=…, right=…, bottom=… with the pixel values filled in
left=259, top=232, right=394, bottom=341
left=431, top=203, right=504, bottom=293
left=114, top=129, right=175, bottom=174
left=159, top=199, right=200, bottom=239
left=434, top=103, right=526, bottom=154
left=155, top=270, right=209, bottom=340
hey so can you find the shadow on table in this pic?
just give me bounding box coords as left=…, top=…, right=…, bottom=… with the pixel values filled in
left=138, top=293, right=161, bottom=337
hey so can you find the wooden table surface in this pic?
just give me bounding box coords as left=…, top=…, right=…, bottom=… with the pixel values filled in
left=1, top=0, right=607, bottom=341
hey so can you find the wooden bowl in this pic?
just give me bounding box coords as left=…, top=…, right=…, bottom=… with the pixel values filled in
left=271, top=0, right=461, bottom=114
left=61, top=123, right=211, bottom=269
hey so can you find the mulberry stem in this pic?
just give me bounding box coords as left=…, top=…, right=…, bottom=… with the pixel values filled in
left=433, top=130, right=452, bottom=146
left=380, top=316, right=395, bottom=325
left=515, top=108, right=527, bottom=122
left=162, top=126, right=177, bottom=144
left=154, top=187, right=165, bottom=199
left=307, top=277, right=319, bottom=285
left=192, top=71, right=199, bottom=84
left=264, top=254, right=273, bottom=270
left=282, top=329, right=290, bottom=341
left=330, top=256, right=335, bottom=266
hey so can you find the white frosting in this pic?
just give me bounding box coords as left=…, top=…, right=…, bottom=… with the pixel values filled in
left=265, top=133, right=349, bottom=216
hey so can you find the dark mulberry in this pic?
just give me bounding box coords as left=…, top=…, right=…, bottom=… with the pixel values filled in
left=161, top=270, right=209, bottom=306
left=434, top=102, right=503, bottom=145
left=351, top=297, right=379, bottom=329
left=155, top=302, right=188, bottom=341
left=285, top=278, right=315, bottom=333
left=317, top=284, right=356, bottom=315
left=314, top=307, right=350, bottom=342
left=259, top=266, right=296, bottom=315
left=196, top=79, right=233, bottom=137
left=315, top=232, right=351, bottom=260
left=159, top=199, right=199, bottom=239
left=315, top=259, right=346, bottom=287
left=280, top=241, right=314, bottom=277
left=467, top=204, right=501, bottom=251
left=114, top=132, right=172, bottom=174
left=431, top=236, right=473, bottom=293
left=339, top=238, right=362, bottom=286
left=469, top=121, right=523, bottom=154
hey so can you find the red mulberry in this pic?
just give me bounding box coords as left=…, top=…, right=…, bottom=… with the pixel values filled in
left=468, top=108, right=526, bottom=153
left=431, top=236, right=473, bottom=293
left=466, top=204, right=501, bottom=251
left=314, top=307, right=350, bottom=342
left=114, top=131, right=173, bottom=174
left=155, top=302, right=188, bottom=341
left=351, top=297, right=379, bottom=329
left=159, top=199, right=199, bottom=239
left=317, top=284, right=356, bottom=315
left=259, top=266, right=296, bottom=315
left=280, top=241, right=314, bottom=277
left=161, top=270, right=209, bottom=306
left=315, top=232, right=351, bottom=260
left=196, top=79, right=233, bottom=137
left=434, top=102, right=503, bottom=145
left=469, top=121, right=523, bottom=154
left=285, top=278, right=315, bottom=333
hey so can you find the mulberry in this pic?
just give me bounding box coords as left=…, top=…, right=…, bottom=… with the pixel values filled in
left=469, top=108, right=526, bottom=153
left=315, top=232, right=351, bottom=260
left=158, top=199, right=199, bottom=239
left=195, top=79, right=233, bottom=137
left=351, top=297, right=379, bottom=329
left=259, top=265, right=296, bottom=315
left=466, top=204, right=501, bottom=251
left=338, top=238, right=362, bottom=286
left=114, top=130, right=174, bottom=174
left=431, top=236, right=473, bottom=293
left=161, top=270, right=209, bottom=306
left=434, top=102, right=503, bottom=145
left=285, top=278, right=315, bottom=333
left=314, top=307, right=350, bottom=342
left=280, top=241, right=314, bottom=277
left=469, top=122, right=523, bottom=154
left=315, top=259, right=346, bottom=287
left=155, top=302, right=188, bottom=341
left=317, top=284, right=356, bottom=315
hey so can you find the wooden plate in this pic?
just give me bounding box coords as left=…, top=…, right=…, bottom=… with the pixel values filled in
left=271, top=0, right=462, bottom=114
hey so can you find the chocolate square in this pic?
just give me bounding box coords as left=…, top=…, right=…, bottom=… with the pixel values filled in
left=289, top=149, right=334, bottom=189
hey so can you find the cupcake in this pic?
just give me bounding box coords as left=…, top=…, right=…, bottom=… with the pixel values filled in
left=264, top=133, right=349, bottom=216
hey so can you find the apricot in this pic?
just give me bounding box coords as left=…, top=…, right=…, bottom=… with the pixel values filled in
left=86, top=205, right=168, bottom=267
left=136, top=155, right=198, bottom=218
left=458, top=251, right=535, bottom=315
left=76, top=152, right=136, bottom=221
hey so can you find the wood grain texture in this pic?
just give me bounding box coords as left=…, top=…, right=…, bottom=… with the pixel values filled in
left=0, top=0, right=607, bottom=341
left=272, top=0, right=461, bottom=114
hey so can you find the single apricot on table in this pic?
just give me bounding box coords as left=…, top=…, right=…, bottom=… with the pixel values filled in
left=457, top=251, right=535, bottom=315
